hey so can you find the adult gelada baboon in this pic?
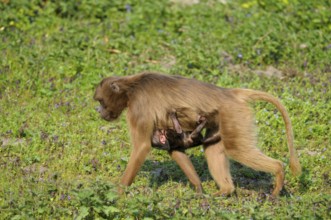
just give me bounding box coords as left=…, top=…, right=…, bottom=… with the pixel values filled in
left=94, top=72, right=301, bottom=196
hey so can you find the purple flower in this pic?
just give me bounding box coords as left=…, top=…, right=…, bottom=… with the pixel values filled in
left=125, top=4, right=132, bottom=13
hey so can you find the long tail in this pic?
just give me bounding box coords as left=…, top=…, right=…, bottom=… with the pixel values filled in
left=233, top=88, right=302, bottom=176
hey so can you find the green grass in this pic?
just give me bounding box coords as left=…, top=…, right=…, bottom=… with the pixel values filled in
left=1, top=0, right=330, bottom=219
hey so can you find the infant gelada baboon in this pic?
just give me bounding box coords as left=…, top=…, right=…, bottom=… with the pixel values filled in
left=152, top=111, right=220, bottom=150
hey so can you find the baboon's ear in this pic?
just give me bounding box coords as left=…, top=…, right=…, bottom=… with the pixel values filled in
left=110, top=82, right=120, bottom=93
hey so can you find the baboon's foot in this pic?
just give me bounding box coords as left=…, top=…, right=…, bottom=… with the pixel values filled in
left=213, top=186, right=235, bottom=197
left=271, top=165, right=285, bottom=197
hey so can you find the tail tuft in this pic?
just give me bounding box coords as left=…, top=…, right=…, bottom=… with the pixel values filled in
left=290, top=155, right=302, bottom=176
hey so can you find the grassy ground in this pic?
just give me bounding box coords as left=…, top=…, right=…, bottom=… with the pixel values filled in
left=0, top=0, right=330, bottom=219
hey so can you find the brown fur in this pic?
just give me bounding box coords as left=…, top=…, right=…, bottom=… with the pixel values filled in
left=152, top=113, right=221, bottom=151
left=151, top=114, right=204, bottom=150
left=94, top=72, right=301, bottom=196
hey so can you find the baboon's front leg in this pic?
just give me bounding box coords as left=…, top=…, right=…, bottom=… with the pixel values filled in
left=119, top=127, right=152, bottom=192
left=169, top=150, right=203, bottom=194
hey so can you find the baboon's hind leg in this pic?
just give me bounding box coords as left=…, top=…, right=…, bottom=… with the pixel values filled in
left=227, top=146, right=284, bottom=196
left=221, top=103, right=285, bottom=196
left=204, top=141, right=235, bottom=196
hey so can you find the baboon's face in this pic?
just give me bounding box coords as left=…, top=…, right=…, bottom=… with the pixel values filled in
left=93, top=77, right=128, bottom=122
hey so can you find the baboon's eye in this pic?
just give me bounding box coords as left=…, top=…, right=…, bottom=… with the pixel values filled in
left=96, top=98, right=105, bottom=107
left=99, top=100, right=105, bottom=107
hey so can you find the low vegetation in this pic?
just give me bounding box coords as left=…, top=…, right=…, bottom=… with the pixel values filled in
left=0, top=0, right=330, bottom=219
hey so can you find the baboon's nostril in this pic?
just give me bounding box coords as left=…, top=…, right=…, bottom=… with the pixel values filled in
left=96, top=106, right=102, bottom=113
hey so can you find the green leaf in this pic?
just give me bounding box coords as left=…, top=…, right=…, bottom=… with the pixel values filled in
left=76, top=206, right=90, bottom=220
left=105, top=191, right=118, bottom=202
left=103, top=206, right=120, bottom=216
